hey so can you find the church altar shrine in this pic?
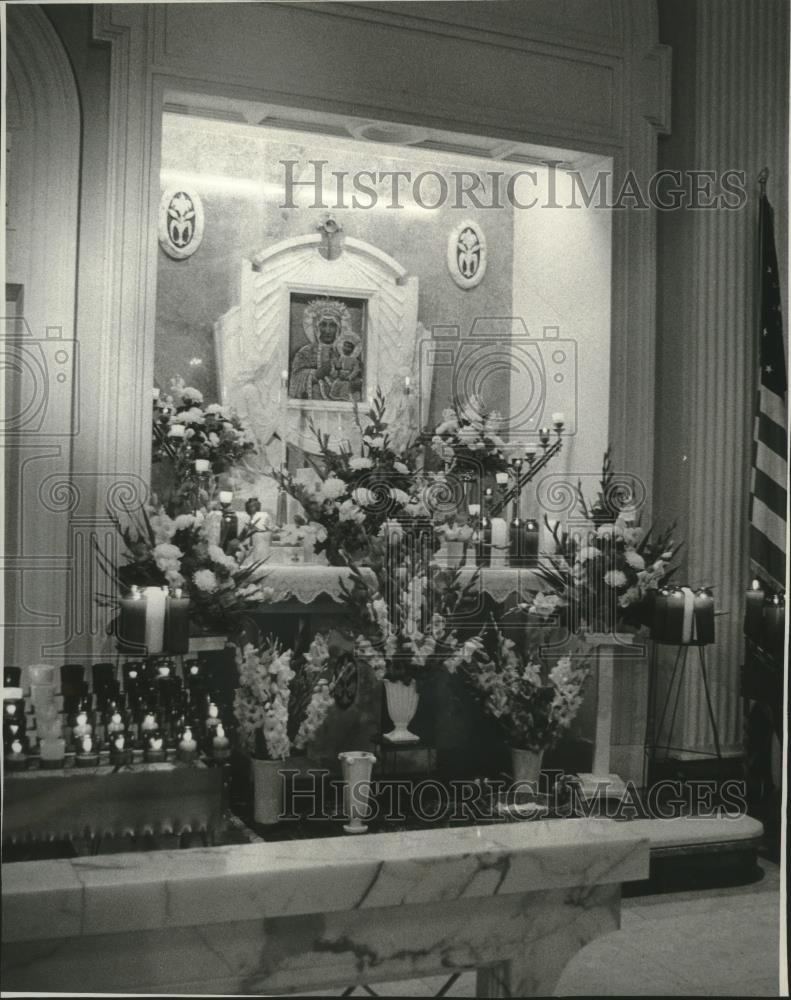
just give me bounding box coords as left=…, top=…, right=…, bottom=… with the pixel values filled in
left=5, top=2, right=785, bottom=995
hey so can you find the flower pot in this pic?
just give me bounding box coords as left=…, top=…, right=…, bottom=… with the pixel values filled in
left=251, top=757, right=284, bottom=825
left=383, top=679, right=420, bottom=743
left=510, top=746, right=543, bottom=784
left=338, top=750, right=377, bottom=833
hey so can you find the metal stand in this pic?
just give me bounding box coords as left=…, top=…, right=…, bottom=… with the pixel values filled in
left=643, top=639, right=722, bottom=788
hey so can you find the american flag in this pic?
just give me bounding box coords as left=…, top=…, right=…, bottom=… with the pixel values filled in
left=749, top=192, right=788, bottom=591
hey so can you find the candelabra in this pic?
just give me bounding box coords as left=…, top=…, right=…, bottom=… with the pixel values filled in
left=489, top=417, right=565, bottom=518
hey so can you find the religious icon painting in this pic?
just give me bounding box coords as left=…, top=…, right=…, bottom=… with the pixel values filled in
left=447, top=219, right=487, bottom=289
left=287, top=293, right=367, bottom=403
left=158, top=187, right=205, bottom=260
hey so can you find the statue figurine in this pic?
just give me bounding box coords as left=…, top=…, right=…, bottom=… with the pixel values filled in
left=244, top=497, right=271, bottom=563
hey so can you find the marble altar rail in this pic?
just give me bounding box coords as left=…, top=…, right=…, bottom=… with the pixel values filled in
left=2, top=819, right=648, bottom=996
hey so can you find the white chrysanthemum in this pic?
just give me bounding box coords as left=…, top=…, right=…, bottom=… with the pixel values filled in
left=625, top=550, right=645, bottom=570
left=348, top=457, right=373, bottom=471
left=338, top=499, right=366, bottom=523
left=181, top=386, right=203, bottom=404
left=388, top=487, right=410, bottom=507
left=351, top=487, right=376, bottom=507
left=597, top=522, right=624, bottom=539
left=604, top=569, right=627, bottom=588
left=577, top=545, right=601, bottom=563
left=393, top=461, right=409, bottom=474
left=320, top=476, right=346, bottom=500
left=193, top=568, right=219, bottom=592
left=208, top=544, right=238, bottom=569
left=172, top=514, right=196, bottom=531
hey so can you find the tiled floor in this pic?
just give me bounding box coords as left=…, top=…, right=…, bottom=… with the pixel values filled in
left=302, top=860, right=781, bottom=997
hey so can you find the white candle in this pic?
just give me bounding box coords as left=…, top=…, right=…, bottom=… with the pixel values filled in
left=143, top=586, right=167, bottom=654
left=552, top=411, right=565, bottom=425
left=194, top=459, right=210, bottom=473
left=168, top=424, right=185, bottom=438
left=495, top=472, right=509, bottom=486
left=179, top=727, right=197, bottom=752
left=152, top=387, right=161, bottom=399
left=281, top=369, right=289, bottom=386
left=468, top=504, right=481, bottom=517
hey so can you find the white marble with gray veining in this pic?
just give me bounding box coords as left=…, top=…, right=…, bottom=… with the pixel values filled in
left=2, top=819, right=648, bottom=945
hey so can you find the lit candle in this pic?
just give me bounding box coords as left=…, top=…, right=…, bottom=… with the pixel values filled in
left=107, top=710, right=125, bottom=735
left=72, top=710, right=92, bottom=741
left=80, top=734, right=93, bottom=754
left=763, top=592, right=785, bottom=656
left=539, top=427, right=551, bottom=444
left=281, top=369, right=289, bottom=387
left=404, top=375, right=411, bottom=394
left=490, top=518, right=508, bottom=566
left=141, top=711, right=158, bottom=733
left=744, top=579, right=765, bottom=641
left=143, top=586, right=168, bottom=654
left=164, top=587, right=190, bottom=654
left=524, top=519, right=540, bottom=565
left=119, top=585, right=147, bottom=652
left=212, top=722, right=231, bottom=759
left=178, top=725, right=198, bottom=762
left=206, top=702, right=220, bottom=731
left=194, top=458, right=210, bottom=473
left=693, top=587, right=715, bottom=645
left=168, top=423, right=186, bottom=438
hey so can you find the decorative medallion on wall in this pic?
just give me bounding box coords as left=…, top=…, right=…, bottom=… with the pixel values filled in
left=447, top=219, right=487, bottom=289
left=158, top=187, right=204, bottom=260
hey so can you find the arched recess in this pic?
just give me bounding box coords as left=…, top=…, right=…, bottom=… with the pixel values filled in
left=4, top=6, right=81, bottom=669
left=215, top=232, right=421, bottom=465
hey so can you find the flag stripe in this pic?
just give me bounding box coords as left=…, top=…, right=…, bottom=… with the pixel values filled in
left=750, top=526, right=787, bottom=591
left=757, top=411, right=788, bottom=459
left=760, top=387, right=787, bottom=431
left=755, top=438, right=788, bottom=484
left=752, top=466, right=787, bottom=520
left=751, top=494, right=787, bottom=553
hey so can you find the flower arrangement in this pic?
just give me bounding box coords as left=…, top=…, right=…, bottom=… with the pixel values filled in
left=233, top=634, right=334, bottom=760
left=536, top=449, right=681, bottom=632
left=152, top=376, right=258, bottom=510
left=98, top=502, right=272, bottom=631
left=340, top=548, right=478, bottom=684
left=430, top=400, right=510, bottom=477
left=272, top=388, right=426, bottom=565
left=445, top=621, right=591, bottom=753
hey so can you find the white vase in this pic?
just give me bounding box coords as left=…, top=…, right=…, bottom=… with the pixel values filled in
left=510, top=746, right=544, bottom=784
left=383, top=679, right=420, bottom=743
left=251, top=757, right=283, bottom=825
left=338, top=750, right=377, bottom=833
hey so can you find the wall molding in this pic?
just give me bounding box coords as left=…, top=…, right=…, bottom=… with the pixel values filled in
left=79, top=0, right=668, bottom=660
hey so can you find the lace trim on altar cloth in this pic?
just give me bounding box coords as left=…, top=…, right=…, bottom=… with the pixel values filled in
left=253, top=565, right=544, bottom=605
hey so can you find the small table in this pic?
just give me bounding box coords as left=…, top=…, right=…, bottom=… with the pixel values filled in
left=372, top=735, right=437, bottom=778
